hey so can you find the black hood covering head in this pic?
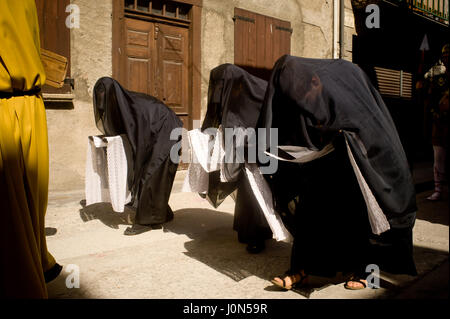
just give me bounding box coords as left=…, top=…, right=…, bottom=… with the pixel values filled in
left=200, top=64, right=273, bottom=243
left=202, top=63, right=268, bottom=182
left=258, top=55, right=417, bottom=223
left=200, top=64, right=268, bottom=207
left=257, top=55, right=418, bottom=275
left=202, top=63, right=268, bottom=131
left=93, top=77, right=183, bottom=198
left=202, top=63, right=267, bottom=183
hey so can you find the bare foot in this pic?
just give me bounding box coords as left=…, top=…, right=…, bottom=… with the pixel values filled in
left=271, top=270, right=308, bottom=289
left=344, top=276, right=368, bottom=290
left=427, top=191, right=442, bottom=201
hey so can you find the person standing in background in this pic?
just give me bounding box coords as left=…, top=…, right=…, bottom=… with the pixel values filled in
left=424, top=44, right=449, bottom=201
left=0, top=0, right=62, bottom=298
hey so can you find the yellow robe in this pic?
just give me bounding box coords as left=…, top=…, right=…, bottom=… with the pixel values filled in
left=0, top=0, right=57, bottom=298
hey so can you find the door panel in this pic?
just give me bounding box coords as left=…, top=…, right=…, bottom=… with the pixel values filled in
left=162, top=61, right=182, bottom=106
left=123, top=18, right=154, bottom=95
left=156, top=24, right=189, bottom=118
left=120, top=18, right=189, bottom=129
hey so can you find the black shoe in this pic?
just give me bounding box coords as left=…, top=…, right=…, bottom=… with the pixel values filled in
left=246, top=241, right=265, bottom=254
left=124, top=224, right=152, bottom=236
left=44, top=263, right=63, bottom=283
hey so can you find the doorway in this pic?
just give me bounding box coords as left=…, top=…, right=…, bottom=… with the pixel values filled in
left=113, top=0, right=202, bottom=130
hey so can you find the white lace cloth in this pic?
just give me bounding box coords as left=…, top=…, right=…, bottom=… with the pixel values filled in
left=85, top=135, right=131, bottom=213
left=244, top=163, right=293, bottom=242
left=181, top=128, right=225, bottom=193
left=264, top=138, right=390, bottom=235
left=344, top=137, right=390, bottom=235
left=182, top=128, right=292, bottom=242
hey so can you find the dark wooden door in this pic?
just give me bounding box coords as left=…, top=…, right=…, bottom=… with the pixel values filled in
left=120, top=18, right=190, bottom=129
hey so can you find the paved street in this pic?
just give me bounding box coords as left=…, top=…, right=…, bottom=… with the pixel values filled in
left=45, top=169, right=448, bottom=299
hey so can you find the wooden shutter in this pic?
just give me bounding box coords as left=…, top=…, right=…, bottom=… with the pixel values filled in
left=35, top=0, right=72, bottom=95
left=374, top=67, right=413, bottom=99
left=234, top=8, right=291, bottom=80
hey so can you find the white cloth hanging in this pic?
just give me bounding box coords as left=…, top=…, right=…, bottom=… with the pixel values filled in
left=182, top=127, right=292, bottom=242
left=344, top=137, right=390, bottom=235
left=182, top=127, right=225, bottom=193
left=264, top=138, right=390, bottom=235
left=244, top=163, right=293, bottom=242
left=85, top=135, right=132, bottom=213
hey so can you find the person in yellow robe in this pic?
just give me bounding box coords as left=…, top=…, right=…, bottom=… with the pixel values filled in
left=0, top=0, right=61, bottom=298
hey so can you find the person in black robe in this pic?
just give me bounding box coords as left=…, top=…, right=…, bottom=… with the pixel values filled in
left=93, top=77, right=182, bottom=235
left=257, top=55, right=417, bottom=289
left=201, top=64, right=273, bottom=253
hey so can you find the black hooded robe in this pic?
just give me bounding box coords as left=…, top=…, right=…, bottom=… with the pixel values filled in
left=201, top=64, right=273, bottom=244
left=258, top=55, right=417, bottom=276
left=93, top=77, right=182, bottom=226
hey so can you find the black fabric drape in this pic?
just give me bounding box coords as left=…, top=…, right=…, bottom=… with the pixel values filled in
left=93, top=77, right=182, bottom=225
left=202, top=63, right=269, bottom=182
left=258, top=55, right=417, bottom=275
left=201, top=64, right=272, bottom=243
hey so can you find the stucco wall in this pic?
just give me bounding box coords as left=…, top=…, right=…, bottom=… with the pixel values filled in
left=46, top=0, right=112, bottom=191
left=200, top=0, right=354, bottom=119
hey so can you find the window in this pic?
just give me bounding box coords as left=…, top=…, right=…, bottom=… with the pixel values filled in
left=125, top=0, right=191, bottom=21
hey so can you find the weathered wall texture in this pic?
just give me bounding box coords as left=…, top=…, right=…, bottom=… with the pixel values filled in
left=46, top=0, right=112, bottom=191
left=46, top=0, right=355, bottom=191
left=343, top=0, right=356, bottom=61
left=200, top=0, right=354, bottom=119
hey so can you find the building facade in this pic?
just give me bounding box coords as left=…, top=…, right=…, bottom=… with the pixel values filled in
left=37, top=0, right=356, bottom=191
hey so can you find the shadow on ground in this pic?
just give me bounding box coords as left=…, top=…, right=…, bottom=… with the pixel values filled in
left=416, top=189, right=449, bottom=226
left=47, top=264, right=94, bottom=299
left=165, top=207, right=449, bottom=298
left=165, top=208, right=292, bottom=285
left=79, top=200, right=135, bottom=229
left=45, top=227, right=57, bottom=236
left=70, top=190, right=448, bottom=299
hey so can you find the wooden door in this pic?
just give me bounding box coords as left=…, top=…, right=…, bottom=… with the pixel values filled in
left=123, top=18, right=155, bottom=95
left=120, top=18, right=190, bottom=129
left=155, top=23, right=190, bottom=128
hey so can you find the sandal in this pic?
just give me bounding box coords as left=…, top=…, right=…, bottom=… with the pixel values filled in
left=271, top=271, right=308, bottom=290
left=344, top=275, right=367, bottom=290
